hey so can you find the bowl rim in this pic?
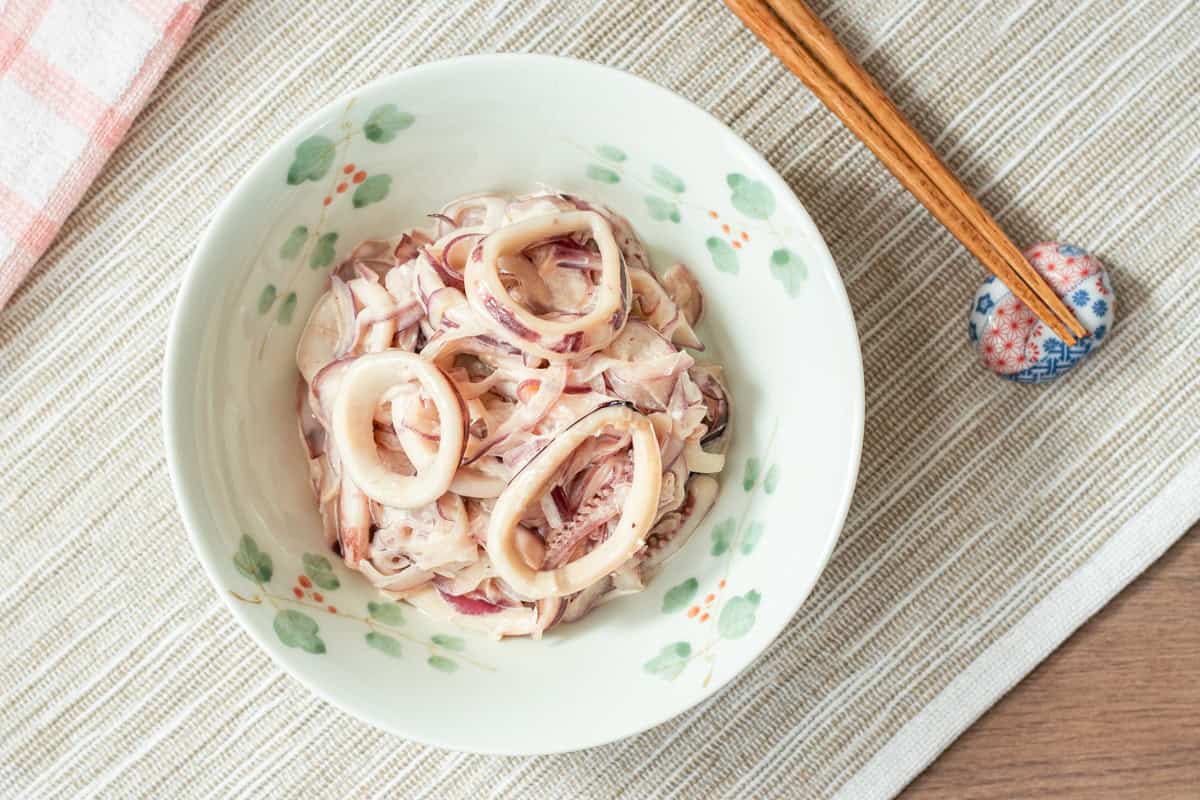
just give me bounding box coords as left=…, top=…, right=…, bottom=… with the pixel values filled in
left=162, top=52, right=864, bottom=754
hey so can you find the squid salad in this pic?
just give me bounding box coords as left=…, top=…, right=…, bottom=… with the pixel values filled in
left=295, top=190, right=732, bottom=638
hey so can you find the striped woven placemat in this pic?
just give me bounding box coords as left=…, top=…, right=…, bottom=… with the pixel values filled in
left=2, top=1, right=1197, bottom=796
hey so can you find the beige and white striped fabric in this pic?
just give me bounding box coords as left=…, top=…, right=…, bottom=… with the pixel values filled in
left=2, top=1, right=1198, bottom=797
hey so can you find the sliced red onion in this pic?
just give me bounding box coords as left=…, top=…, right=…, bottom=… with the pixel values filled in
left=296, top=378, right=325, bottom=458
left=358, top=558, right=434, bottom=592
left=438, top=588, right=505, bottom=615
left=440, top=231, right=486, bottom=271
left=351, top=239, right=393, bottom=261
left=560, top=577, right=612, bottom=624
left=329, top=275, right=357, bottom=358
left=547, top=243, right=603, bottom=271
left=354, top=262, right=381, bottom=283
left=421, top=244, right=466, bottom=292
left=308, top=357, right=355, bottom=424
left=661, top=262, right=704, bottom=326
left=478, top=290, right=539, bottom=341
left=297, top=292, right=341, bottom=384
left=427, top=212, right=456, bottom=229
left=394, top=233, right=421, bottom=264
left=462, top=362, right=566, bottom=464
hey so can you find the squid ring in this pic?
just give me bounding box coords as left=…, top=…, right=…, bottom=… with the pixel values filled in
left=465, top=211, right=630, bottom=360
left=331, top=351, right=466, bottom=508
left=486, top=403, right=662, bottom=599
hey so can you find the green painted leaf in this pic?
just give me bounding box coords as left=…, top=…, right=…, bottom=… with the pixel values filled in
left=711, top=518, right=736, bottom=556
left=286, top=135, right=335, bottom=185
left=764, top=464, right=781, bottom=494
left=727, top=173, right=775, bottom=219
left=743, top=457, right=761, bottom=491
left=586, top=164, right=620, bottom=184
left=279, top=225, right=308, bottom=260
left=257, top=284, right=277, bottom=314
left=277, top=292, right=297, bottom=324
left=302, top=553, right=340, bottom=591
left=365, top=631, right=402, bottom=657
left=428, top=655, right=459, bottom=673
left=718, top=591, right=760, bottom=640
left=363, top=104, right=414, bottom=143
left=273, top=610, right=325, bottom=653
left=769, top=248, right=807, bottom=297
left=367, top=601, right=405, bottom=626
left=233, top=535, right=272, bottom=583
left=431, top=634, right=465, bottom=651
left=302, top=553, right=332, bottom=572
left=651, top=164, right=686, bottom=194
left=741, top=521, right=765, bottom=555
left=645, top=195, right=681, bottom=223
left=705, top=237, right=738, bottom=274
left=662, top=578, right=699, bottom=613
left=643, top=641, right=692, bottom=679
left=595, top=143, right=626, bottom=162
left=310, top=232, right=338, bottom=268
left=352, top=174, right=391, bottom=208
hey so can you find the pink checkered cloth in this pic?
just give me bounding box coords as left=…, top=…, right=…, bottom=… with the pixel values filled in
left=0, top=0, right=204, bottom=307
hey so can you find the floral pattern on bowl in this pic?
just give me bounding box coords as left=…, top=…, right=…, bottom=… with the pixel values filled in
left=229, top=536, right=490, bottom=672
left=580, top=143, right=808, bottom=296
left=645, top=423, right=781, bottom=686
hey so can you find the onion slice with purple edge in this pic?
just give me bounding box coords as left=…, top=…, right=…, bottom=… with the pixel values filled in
left=332, top=351, right=466, bottom=508
left=406, top=585, right=539, bottom=638
left=462, top=362, right=567, bottom=463
left=328, top=275, right=357, bottom=358
left=486, top=403, right=662, bottom=599
left=465, top=211, right=630, bottom=361
left=296, top=292, right=340, bottom=384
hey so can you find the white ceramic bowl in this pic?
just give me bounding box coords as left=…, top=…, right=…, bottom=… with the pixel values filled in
left=164, top=54, right=863, bottom=754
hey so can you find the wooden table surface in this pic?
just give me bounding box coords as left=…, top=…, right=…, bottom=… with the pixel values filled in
left=903, top=523, right=1200, bottom=799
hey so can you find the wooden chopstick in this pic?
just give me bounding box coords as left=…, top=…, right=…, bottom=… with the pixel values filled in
left=765, top=0, right=1086, bottom=342
left=724, top=0, right=1083, bottom=344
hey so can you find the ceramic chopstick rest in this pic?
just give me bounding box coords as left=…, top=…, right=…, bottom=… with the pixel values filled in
left=969, top=242, right=1115, bottom=384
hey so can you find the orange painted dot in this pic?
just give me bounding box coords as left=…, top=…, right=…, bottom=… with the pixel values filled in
left=700, top=613, right=710, bottom=623
left=708, top=210, right=718, bottom=219
left=705, top=593, right=715, bottom=604
left=352, top=170, right=367, bottom=184
left=732, top=241, right=742, bottom=249
left=327, top=605, right=337, bottom=613
left=343, top=163, right=355, bottom=174
left=719, top=579, right=726, bottom=589
left=323, top=196, right=332, bottom=206
left=336, top=182, right=348, bottom=193
left=721, top=223, right=731, bottom=234
left=687, top=606, right=700, bottom=618
left=313, top=592, right=324, bottom=603
left=298, top=575, right=312, bottom=588
left=741, top=231, right=749, bottom=241
left=292, top=587, right=303, bottom=599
